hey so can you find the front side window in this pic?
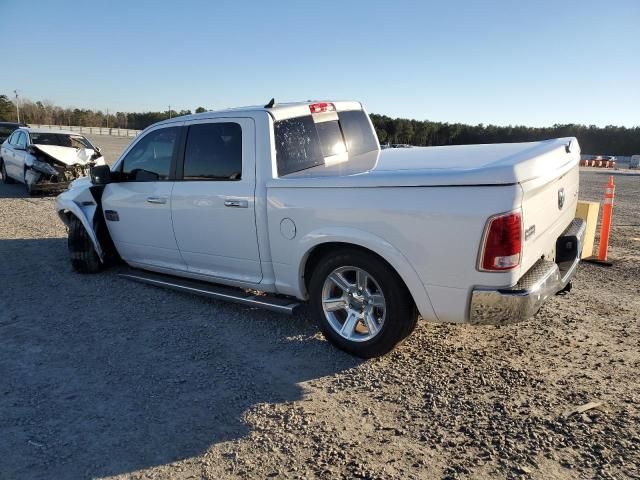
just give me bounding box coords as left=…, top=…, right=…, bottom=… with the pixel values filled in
left=7, top=131, right=18, bottom=145
left=16, top=132, right=27, bottom=148
left=121, top=127, right=178, bottom=181
left=183, top=123, right=242, bottom=180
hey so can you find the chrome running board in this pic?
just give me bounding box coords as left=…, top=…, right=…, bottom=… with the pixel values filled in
left=118, top=270, right=301, bottom=315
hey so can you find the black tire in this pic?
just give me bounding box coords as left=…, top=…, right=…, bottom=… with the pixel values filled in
left=309, top=248, right=418, bottom=358
left=1, top=160, right=15, bottom=184
left=68, top=215, right=103, bottom=274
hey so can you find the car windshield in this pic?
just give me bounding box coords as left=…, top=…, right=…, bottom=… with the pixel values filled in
left=29, top=133, right=94, bottom=149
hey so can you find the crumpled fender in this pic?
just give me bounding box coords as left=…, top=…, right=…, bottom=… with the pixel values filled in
left=54, top=177, right=104, bottom=261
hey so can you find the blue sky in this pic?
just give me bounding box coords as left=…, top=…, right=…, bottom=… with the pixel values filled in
left=0, top=0, right=638, bottom=126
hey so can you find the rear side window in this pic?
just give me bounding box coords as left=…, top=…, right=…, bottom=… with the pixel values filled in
left=121, top=127, right=179, bottom=181
left=274, top=109, right=378, bottom=176
left=183, top=123, right=242, bottom=180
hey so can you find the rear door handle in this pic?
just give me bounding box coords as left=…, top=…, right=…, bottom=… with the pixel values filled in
left=146, top=196, right=167, bottom=204
left=224, top=199, right=248, bottom=208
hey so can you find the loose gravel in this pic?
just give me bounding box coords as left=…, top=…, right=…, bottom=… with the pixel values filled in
left=0, top=162, right=638, bottom=479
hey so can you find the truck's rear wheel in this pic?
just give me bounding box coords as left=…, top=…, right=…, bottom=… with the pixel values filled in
left=68, top=216, right=102, bottom=273
left=308, top=249, right=417, bottom=358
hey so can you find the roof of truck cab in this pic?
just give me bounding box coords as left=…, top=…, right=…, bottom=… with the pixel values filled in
left=153, top=100, right=364, bottom=127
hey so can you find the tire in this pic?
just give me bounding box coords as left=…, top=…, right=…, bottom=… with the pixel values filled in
left=1, top=160, right=15, bottom=184
left=308, top=249, right=418, bottom=358
left=68, top=215, right=103, bottom=274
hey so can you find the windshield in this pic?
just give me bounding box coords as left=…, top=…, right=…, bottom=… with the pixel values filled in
left=29, top=133, right=94, bottom=150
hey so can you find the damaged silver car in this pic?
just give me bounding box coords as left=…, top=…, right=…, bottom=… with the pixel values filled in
left=0, top=127, right=105, bottom=195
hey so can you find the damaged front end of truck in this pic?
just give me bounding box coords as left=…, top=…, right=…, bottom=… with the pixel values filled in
left=25, top=145, right=105, bottom=193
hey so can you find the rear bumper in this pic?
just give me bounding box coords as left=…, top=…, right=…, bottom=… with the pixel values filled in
left=469, top=218, right=586, bottom=325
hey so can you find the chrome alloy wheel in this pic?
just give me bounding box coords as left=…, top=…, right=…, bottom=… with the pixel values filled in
left=321, top=266, right=386, bottom=342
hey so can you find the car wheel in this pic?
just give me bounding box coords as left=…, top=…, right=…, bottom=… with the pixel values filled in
left=308, top=249, right=418, bottom=358
left=1, top=161, right=15, bottom=184
left=68, top=215, right=103, bottom=273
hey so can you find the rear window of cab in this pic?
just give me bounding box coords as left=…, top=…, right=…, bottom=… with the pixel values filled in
left=274, top=109, right=378, bottom=176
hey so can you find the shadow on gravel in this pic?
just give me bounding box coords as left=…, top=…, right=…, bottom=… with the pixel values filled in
left=0, top=238, right=361, bottom=480
left=0, top=182, right=59, bottom=199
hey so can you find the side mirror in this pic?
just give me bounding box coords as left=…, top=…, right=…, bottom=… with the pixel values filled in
left=90, top=164, right=112, bottom=185
left=94, top=146, right=102, bottom=154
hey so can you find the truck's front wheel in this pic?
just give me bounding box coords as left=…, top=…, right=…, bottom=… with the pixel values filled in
left=308, top=249, right=417, bottom=358
left=68, top=215, right=103, bottom=274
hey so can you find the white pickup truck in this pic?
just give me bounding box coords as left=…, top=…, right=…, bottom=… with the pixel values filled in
left=55, top=100, right=585, bottom=358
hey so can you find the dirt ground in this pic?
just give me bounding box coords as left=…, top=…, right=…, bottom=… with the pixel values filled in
left=0, top=149, right=638, bottom=479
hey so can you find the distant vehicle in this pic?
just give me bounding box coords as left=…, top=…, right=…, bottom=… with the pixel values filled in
left=55, top=100, right=585, bottom=358
left=0, top=121, right=26, bottom=143
left=630, top=155, right=640, bottom=169
left=0, top=127, right=105, bottom=194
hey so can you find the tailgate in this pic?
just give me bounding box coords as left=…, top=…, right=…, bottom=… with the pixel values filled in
left=519, top=159, right=579, bottom=275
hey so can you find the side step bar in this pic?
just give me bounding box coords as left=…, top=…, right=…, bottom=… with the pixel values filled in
left=118, top=270, right=302, bottom=315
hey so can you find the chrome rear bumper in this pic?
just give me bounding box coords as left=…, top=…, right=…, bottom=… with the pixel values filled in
left=469, top=218, right=586, bottom=325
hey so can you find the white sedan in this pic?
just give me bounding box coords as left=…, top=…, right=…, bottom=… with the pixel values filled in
left=0, top=127, right=105, bottom=194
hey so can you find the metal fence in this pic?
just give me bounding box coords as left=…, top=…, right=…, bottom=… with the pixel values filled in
left=27, top=124, right=141, bottom=137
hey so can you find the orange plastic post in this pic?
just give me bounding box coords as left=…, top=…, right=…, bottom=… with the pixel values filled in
left=598, top=176, right=615, bottom=261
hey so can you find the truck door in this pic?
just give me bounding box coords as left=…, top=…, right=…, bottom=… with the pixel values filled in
left=170, top=117, right=262, bottom=284
left=101, top=124, right=187, bottom=271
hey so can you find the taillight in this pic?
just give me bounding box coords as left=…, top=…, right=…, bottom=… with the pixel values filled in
left=480, top=211, right=522, bottom=271
left=309, top=102, right=335, bottom=114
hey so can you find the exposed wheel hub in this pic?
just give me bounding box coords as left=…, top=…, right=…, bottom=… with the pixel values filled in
left=321, top=266, right=386, bottom=342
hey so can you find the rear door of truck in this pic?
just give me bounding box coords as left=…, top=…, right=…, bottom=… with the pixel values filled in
left=170, top=117, right=263, bottom=284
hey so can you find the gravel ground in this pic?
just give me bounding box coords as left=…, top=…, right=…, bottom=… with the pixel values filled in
left=0, top=165, right=638, bottom=480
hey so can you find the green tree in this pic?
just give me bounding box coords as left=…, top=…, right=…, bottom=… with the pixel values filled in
left=195, top=106, right=207, bottom=113
left=0, top=95, right=15, bottom=121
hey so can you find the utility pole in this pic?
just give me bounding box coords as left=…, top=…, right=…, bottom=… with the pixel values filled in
left=168, top=105, right=172, bottom=119
left=106, top=108, right=109, bottom=129
left=13, top=90, right=20, bottom=123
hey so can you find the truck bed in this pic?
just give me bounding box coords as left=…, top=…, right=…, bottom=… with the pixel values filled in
left=276, top=137, right=579, bottom=187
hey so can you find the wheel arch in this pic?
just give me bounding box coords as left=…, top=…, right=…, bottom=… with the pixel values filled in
left=56, top=202, right=105, bottom=261
left=296, top=229, right=438, bottom=321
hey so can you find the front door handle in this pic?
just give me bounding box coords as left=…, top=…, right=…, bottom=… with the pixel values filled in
left=146, top=196, right=167, bottom=204
left=224, top=199, right=248, bottom=208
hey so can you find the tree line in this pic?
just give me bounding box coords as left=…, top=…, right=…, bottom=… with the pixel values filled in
left=1, top=94, right=638, bottom=155
left=370, top=114, right=640, bottom=156
left=0, top=95, right=208, bottom=131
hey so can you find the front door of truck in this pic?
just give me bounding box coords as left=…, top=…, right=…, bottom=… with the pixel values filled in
left=170, top=117, right=262, bottom=284
left=101, top=124, right=187, bottom=272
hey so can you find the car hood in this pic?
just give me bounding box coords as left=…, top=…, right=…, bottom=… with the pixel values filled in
left=33, top=144, right=98, bottom=166
left=275, top=137, right=579, bottom=187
